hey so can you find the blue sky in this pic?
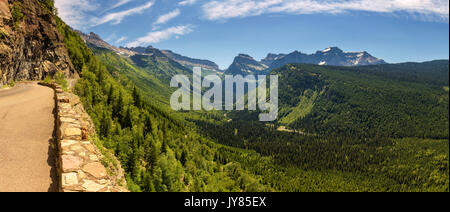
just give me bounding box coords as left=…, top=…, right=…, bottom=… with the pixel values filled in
left=54, top=0, right=449, bottom=69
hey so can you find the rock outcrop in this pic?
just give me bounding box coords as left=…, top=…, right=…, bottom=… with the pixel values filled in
left=161, top=49, right=221, bottom=72
left=225, top=54, right=268, bottom=75
left=0, top=0, right=77, bottom=87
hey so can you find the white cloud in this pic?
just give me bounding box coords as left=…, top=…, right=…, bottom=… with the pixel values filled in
left=54, top=0, right=98, bottom=29
left=115, top=36, right=128, bottom=44
left=126, top=25, right=194, bottom=47
left=111, top=0, right=134, bottom=9
left=153, top=9, right=181, bottom=26
left=92, top=1, right=154, bottom=26
left=179, top=0, right=197, bottom=6
left=202, top=0, right=449, bottom=22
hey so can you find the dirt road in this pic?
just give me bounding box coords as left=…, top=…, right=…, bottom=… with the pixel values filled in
left=0, top=82, right=58, bottom=192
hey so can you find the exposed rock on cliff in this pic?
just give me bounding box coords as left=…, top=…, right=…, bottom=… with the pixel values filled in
left=0, top=0, right=76, bottom=87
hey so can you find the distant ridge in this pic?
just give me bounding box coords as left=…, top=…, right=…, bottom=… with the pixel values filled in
left=161, top=50, right=221, bottom=72
left=225, top=47, right=386, bottom=75
left=266, top=47, right=386, bottom=70
left=75, top=32, right=387, bottom=76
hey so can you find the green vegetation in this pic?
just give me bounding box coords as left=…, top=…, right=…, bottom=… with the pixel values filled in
left=279, top=89, right=320, bottom=125
left=56, top=17, right=271, bottom=192
left=54, top=72, right=68, bottom=90
left=0, top=29, right=7, bottom=40
left=37, top=0, right=56, bottom=13
left=89, top=47, right=173, bottom=105
left=11, top=2, right=24, bottom=28
left=40, top=72, right=68, bottom=90
left=193, top=119, right=448, bottom=191
left=7, top=80, right=15, bottom=88
left=192, top=62, right=448, bottom=191
left=53, top=7, right=448, bottom=191
left=42, top=75, right=52, bottom=84
left=274, top=63, right=449, bottom=139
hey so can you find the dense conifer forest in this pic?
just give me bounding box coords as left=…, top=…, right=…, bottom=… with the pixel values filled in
left=53, top=5, right=448, bottom=192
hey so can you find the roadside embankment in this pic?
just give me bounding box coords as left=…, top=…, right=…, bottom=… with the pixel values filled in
left=39, top=82, right=128, bottom=192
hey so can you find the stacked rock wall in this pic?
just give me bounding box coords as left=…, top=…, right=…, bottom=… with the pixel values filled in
left=40, top=82, right=128, bottom=192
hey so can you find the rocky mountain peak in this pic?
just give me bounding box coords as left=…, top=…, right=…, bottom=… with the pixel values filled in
left=225, top=53, right=268, bottom=75
left=261, top=53, right=287, bottom=66
left=320, top=47, right=344, bottom=54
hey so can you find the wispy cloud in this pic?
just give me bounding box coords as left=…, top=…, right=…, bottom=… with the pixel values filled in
left=92, top=1, right=154, bottom=26
left=111, top=0, right=134, bottom=9
left=126, top=25, right=194, bottom=47
left=202, top=0, right=449, bottom=22
left=101, top=0, right=135, bottom=14
left=179, top=0, right=197, bottom=6
left=115, top=36, right=128, bottom=44
left=54, top=0, right=99, bottom=29
left=153, top=9, right=181, bottom=26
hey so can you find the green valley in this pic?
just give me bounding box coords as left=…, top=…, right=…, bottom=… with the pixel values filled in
left=54, top=3, right=449, bottom=192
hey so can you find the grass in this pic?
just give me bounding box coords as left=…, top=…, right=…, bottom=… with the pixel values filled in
left=1, top=80, right=16, bottom=89
left=54, top=72, right=68, bottom=90
left=0, top=29, right=7, bottom=40
left=11, top=2, right=25, bottom=28
left=279, top=89, right=320, bottom=125
left=7, top=80, right=15, bottom=87
left=41, top=72, right=68, bottom=91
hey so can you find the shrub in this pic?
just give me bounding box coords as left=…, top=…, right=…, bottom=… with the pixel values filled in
left=7, top=80, right=15, bottom=87
left=55, top=72, right=68, bottom=90
left=11, top=2, right=25, bottom=27
left=42, top=75, right=52, bottom=84
left=38, top=0, right=57, bottom=14
left=0, top=29, right=7, bottom=40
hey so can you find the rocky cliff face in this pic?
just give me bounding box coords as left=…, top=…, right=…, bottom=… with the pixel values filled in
left=77, top=31, right=137, bottom=56
left=161, top=50, right=220, bottom=72
left=260, top=53, right=286, bottom=66
left=0, top=0, right=76, bottom=87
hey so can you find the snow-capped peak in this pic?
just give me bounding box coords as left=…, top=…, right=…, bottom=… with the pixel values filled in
left=322, top=48, right=332, bottom=53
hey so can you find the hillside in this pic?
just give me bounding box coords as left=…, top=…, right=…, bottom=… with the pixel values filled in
left=55, top=10, right=276, bottom=192
left=273, top=62, right=449, bottom=139
left=193, top=61, right=449, bottom=192
left=161, top=49, right=220, bottom=72
left=2, top=0, right=447, bottom=193
left=73, top=28, right=449, bottom=191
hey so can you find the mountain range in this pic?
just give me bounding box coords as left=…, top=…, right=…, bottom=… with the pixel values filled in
left=77, top=31, right=386, bottom=76
left=225, top=47, right=386, bottom=75
left=1, top=0, right=448, bottom=193
left=78, top=31, right=220, bottom=72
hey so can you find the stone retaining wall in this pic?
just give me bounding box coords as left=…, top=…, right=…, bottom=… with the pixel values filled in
left=40, top=82, right=128, bottom=192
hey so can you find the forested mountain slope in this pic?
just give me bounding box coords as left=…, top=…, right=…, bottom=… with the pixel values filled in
left=88, top=47, right=172, bottom=105
left=56, top=22, right=450, bottom=191
left=55, top=13, right=274, bottom=192
left=273, top=62, right=449, bottom=139
left=193, top=62, right=449, bottom=191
